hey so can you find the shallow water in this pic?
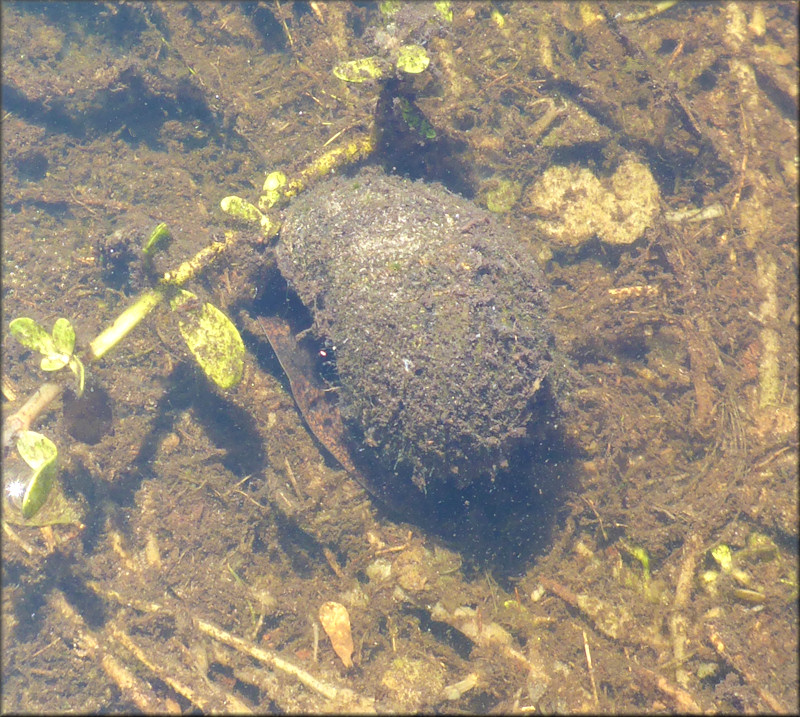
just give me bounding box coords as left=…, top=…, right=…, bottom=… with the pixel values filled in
left=2, top=2, right=797, bottom=712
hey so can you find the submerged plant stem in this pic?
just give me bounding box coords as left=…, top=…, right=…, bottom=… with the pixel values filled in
left=4, top=231, right=238, bottom=445
left=88, top=289, right=164, bottom=362
left=2, top=382, right=62, bottom=452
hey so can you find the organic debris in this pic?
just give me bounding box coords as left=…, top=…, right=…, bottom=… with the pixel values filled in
left=318, top=601, right=355, bottom=669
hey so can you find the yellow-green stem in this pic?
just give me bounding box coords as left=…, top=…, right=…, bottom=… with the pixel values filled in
left=87, top=289, right=165, bottom=361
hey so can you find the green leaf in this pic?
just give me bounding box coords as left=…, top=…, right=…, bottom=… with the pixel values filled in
left=379, top=1, right=401, bottom=17
left=11, top=317, right=77, bottom=375
left=9, top=317, right=56, bottom=355
left=40, top=354, right=70, bottom=371
left=16, top=430, right=59, bottom=520
left=220, top=195, right=265, bottom=224
left=19, top=482, right=82, bottom=526
left=333, top=56, right=385, bottom=83
left=486, top=179, right=522, bottom=214
left=434, top=1, right=453, bottom=22
left=395, top=45, right=430, bottom=74
left=259, top=171, right=288, bottom=210
left=711, top=544, right=733, bottom=572
left=143, top=223, right=171, bottom=255
left=172, top=290, right=245, bottom=389
left=397, top=97, right=436, bottom=139
left=51, top=317, right=76, bottom=355
left=69, top=356, right=86, bottom=396
left=17, top=429, right=57, bottom=473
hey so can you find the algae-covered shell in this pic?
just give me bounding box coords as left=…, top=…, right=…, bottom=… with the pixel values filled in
left=277, top=168, right=553, bottom=492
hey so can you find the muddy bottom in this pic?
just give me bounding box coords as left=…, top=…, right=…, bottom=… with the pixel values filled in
left=2, top=2, right=797, bottom=713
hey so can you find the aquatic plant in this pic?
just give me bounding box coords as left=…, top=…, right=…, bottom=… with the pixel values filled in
left=4, top=224, right=245, bottom=521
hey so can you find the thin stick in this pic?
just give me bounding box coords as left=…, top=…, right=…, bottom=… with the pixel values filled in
left=194, top=616, right=375, bottom=711
left=708, top=628, right=787, bottom=713
left=670, top=532, right=702, bottom=687
left=632, top=665, right=702, bottom=714
left=50, top=591, right=168, bottom=713
left=583, top=629, right=599, bottom=707
left=109, top=624, right=253, bottom=714
left=2, top=381, right=62, bottom=452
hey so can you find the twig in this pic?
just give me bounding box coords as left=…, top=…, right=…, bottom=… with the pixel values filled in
left=583, top=629, right=599, bottom=707
left=631, top=665, right=703, bottom=714
left=283, top=457, right=303, bottom=500
left=707, top=627, right=788, bottom=713
left=670, top=532, right=703, bottom=687
left=274, top=0, right=295, bottom=51
left=312, top=620, right=320, bottom=663
left=194, top=616, right=376, bottom=712
left=87, top=579, right=379, bottom=711
left=108, top=623, right=253, bottom=713
left=2, top=382, right=63, bottom=452
left=682, top=317, right=716, bottom=430
left=49, top=591, right=168, bottom=713
left=2, top=521, right=41, bottom=557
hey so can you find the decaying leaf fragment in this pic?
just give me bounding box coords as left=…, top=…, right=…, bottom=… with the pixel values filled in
left=318, top=601, right=354, bottom=668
